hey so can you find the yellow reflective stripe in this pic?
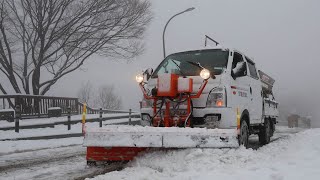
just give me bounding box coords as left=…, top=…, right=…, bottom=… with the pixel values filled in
left=82, top=103, right=87, bottom=124
left=83, top=103, right=87, bottom=114
left=236, top=107, right=240, bottom=129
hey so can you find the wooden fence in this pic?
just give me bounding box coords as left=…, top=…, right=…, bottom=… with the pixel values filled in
left=77, top=102, right=136, bottom=114
left=0, top=94, right=137, bottom=119
left=0, top=94, right=79, bottom=118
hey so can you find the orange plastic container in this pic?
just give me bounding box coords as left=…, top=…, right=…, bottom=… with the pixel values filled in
left=157, top=74, right=179, bottom=97
left=178, top=77, right=193, bottom=93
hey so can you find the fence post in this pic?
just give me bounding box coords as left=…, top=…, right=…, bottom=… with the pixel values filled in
left=128, top=109, right=132, bottom=125
left=99, top=108, right=103, bottom=127
left=67, top=106, right=71, bottom=130
left=82, top=103, right=87, bottom=135
left=15, top=105, right=20, bottom=133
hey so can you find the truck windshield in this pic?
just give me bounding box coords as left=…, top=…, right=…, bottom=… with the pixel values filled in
left=152, top=49, right=229, bottom=78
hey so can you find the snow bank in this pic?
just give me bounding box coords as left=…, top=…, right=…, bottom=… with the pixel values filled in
left=90, top=128, right=320, bottom=180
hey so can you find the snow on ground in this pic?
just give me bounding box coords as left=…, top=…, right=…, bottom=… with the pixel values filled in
left=90, top=128, right=320, bottom=180
left=0, top=118, right=140, bottom=140
left=0, top=145, right=89, bottom=180
left=0, top=137, right=83, bottom=154
left=0, top=116, right=140, bottom=154
left=275, top=126, right=304, bottom=134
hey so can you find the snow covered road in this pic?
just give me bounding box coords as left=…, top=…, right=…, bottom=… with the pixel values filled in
left=0, top=139, right=119, bottom=180
left=91, top=128, right=319, bottom=180
left=0, top=126, right=307, bottom=180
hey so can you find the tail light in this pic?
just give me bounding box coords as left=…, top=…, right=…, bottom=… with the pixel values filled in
left=206, top=87, right=226, bottom=107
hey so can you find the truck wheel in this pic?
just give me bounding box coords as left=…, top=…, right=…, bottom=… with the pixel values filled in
left=87, top=161, right=97, bottom=166
left=270, top=119, right=275, bottom=137
left=239, top=120, right=249, bottom=148
left=259, top=118, right=271, bottom=145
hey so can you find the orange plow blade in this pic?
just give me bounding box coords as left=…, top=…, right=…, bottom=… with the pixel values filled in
left=84, top=126, right=239, bottom=163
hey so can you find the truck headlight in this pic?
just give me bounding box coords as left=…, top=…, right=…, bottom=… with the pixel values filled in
left=136, top=74, right=144, bottom=83
left=206, top=87, right=226, bottom=107
left=200, top=69, right=210, bottom=80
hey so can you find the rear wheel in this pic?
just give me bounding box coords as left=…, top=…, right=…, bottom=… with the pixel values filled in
left=259, top=118, right=271, bottom=145
left=239, top=120, right=249, bottom=148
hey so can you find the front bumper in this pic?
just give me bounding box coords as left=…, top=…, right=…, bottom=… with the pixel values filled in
left=192, top=107, right=237, bottom=128
left=140, top=107, right=237, bottom=129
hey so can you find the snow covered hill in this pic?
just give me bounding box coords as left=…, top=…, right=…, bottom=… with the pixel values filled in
left=90, top=128, right=320, bottom=180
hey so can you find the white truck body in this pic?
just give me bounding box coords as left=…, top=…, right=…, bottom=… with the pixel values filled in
left=83, top=46, right=279, bottom=158
left=140, top=47, right=279, bottom=140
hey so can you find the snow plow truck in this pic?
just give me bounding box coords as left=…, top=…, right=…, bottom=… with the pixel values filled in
left=83, top=45, right=279, bottom=164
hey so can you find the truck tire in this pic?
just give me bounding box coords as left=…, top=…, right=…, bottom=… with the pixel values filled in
left=259, top=118, right=271, bottom=145
left=270, top=119, right=275, bottom=137
left=239, top=120, right=249, bottom=148
left=87, top=161, right=97, bottom=166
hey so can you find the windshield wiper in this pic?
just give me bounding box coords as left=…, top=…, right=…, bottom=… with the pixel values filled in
left=170, top=59, right=186, bottom=77
left=186, top=61, right=216, bottom=79
left=186, top=61, right=203, bottom=69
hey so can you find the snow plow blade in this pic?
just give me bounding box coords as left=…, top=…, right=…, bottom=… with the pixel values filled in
left=84, top=126, right=239, bottom=163
left=84, top=126, right=239, bottom=148
left=83, top=125, right=239, bottom=148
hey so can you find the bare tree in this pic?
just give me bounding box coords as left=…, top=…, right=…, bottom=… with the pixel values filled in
left=95, top=85, right=122, bottom=110
left=0, top=0, right=151, bottom=95
left=77, top=81, right=93, bottom=105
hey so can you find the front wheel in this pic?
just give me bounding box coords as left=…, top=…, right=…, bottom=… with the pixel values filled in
left=87, top=161, right=97, bottom=166
left=239, top=120, right=249, bottom=148
left=259, top=118, right=271, bottom=145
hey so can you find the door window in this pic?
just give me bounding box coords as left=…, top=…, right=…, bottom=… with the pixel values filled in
left=232, top=52, right=247, bottom=76
left=246, top=57, right=259, bottom=79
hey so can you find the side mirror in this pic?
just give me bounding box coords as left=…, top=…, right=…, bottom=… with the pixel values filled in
left=143, top=68, right=153, bottom=80
left=231, top=62, right=247, bottom=80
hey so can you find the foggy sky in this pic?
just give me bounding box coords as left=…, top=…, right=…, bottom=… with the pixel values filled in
left=50, top=0, right=320, bottom=126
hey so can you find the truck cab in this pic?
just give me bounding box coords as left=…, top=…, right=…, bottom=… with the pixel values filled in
left=140, top=46, right=279, bottom=146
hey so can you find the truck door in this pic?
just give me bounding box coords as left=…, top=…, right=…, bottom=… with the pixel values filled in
left=245, top=57, right=263, bottom=124
left=230, top=52, right=251, bottom=117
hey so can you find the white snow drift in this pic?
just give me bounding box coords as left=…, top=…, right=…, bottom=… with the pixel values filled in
left=90, top=128, right=320, bottom=180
